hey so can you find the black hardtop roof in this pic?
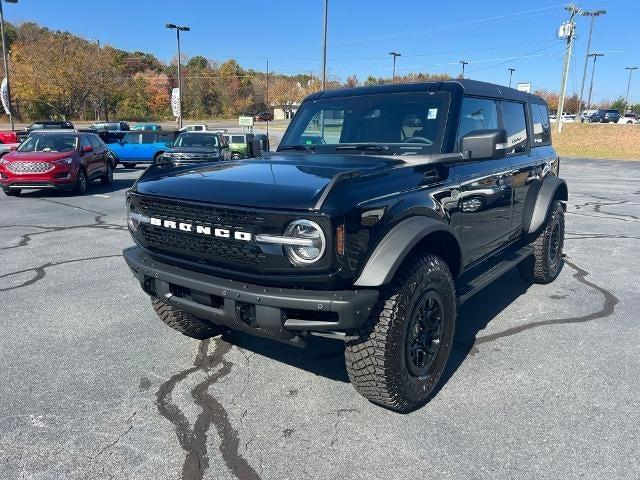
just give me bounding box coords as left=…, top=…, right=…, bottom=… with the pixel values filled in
left=305, top=79, right=546, bottom=105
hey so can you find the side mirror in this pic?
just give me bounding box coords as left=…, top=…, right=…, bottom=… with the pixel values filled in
left=165, top=142, right=173, bottom=148
left=83, top=145, right=93, bottom=153
left=250, top=139, right=262, bottom=158
left=460, top=129, right=508, bottom=160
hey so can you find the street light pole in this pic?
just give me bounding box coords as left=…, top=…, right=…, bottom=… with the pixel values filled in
left=321, top=0, right=328, bottom=90
left=586, top=53, right=604, bottom=115
left=0, top=0, right=17, bottom=131
left=508, top=68, right=516, bottom=88
left=166, top=23, right=190, bottom=129
left=460, top=60, right=468, bottom=79
left=624, top=66, right=638, bottom=114
left=557, top=4, right=579, bottom=133
left=577, top=9, right=606, bottom=122
left=389, top=52, right=401, bottom=83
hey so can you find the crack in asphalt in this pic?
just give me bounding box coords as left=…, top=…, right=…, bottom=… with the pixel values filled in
left=88, top=411, right=137, bottom=460
left=155, top=339, right=260, bottom=480
left=572, top=198, right=640, bottom=222
left=0, top=254, right=123, bottom=292
left=565, top=231, right=640, bottom=241
left=470, top=259, right=618, bottom=349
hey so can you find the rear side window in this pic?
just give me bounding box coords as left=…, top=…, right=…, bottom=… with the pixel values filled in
left=123, top=133, right=140, bottom=144
left=141, top=133, right=156, bottom=144
left=88, top=135, right=102, bottom=149
left=501, top=101, right=529, bottom=155
left=157, top=132, right=174, bottom=142
left=457, top=97, right=499, bottom=146
left=531, top=103, right=551, bottom=146
left=231, top=135, right=245, bottom=143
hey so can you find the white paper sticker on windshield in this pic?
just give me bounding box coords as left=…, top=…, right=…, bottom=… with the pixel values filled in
left=427, top=108, right=438, bottom=119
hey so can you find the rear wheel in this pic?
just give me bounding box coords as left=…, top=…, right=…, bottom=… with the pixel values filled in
left=101, top=162, right=113, bottom=185
left=518, top=200, right=565, bottom=284
left=74, top=168, right=88, bottom=194
left=153, top=152, right=164, bottom=164
left=231, top=152, right=244, bottom=160
left=345, top=254, right=456, bottom=413
left=3, top=188, right=20, bottom=196
left=151, top=298, right=224, bottom=340
left=122, top=162, right=136, bottom=169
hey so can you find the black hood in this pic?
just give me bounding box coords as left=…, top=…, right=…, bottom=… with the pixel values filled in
left=134, top=153, right=407, bottom=210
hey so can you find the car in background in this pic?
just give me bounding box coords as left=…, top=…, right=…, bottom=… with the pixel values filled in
left=0, top=131, right=112, bottom=196
left=131, top=123, right=162, bottom=131
left=253, top=111, right=274, bottom=121
left=618, top=113, right=639, bottom=124
left=180, top=124, right=209, bottom=132
left=108, top=130, right=176, bottom=168
left=220, top=133, right=269, bottom=159
left=91, top=121, right=130, bottom=131
left=589, top=109, right=621, bottom=123
left=26, top=120, right=75, bottom=131
left=161, top=131, right=230, bottom=165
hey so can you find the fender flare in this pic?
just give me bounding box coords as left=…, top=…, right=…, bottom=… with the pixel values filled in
left=353, top=216, right=462, bottom=287
left=526, top=176, right=568, bottom=234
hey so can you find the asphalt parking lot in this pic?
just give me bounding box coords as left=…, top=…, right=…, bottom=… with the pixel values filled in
left=1, top=157, right=639, bottom=480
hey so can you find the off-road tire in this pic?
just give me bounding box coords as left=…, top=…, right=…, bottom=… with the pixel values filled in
left=101, top=162, right=113, bottom=185
left=122, top=162, right=136, bottom=169
left=151, top=297, right=224, bottom=340
left=3, top=188, right=20, bottom=196
left=153, top=152, right=164, bottom=164
left=231, top=152, right=244, bottom=160
left=345, top=254, right=456, bottom=413
left=518, top=200, right=565, bottom=284
left=74, top=168, right=88, bottom=194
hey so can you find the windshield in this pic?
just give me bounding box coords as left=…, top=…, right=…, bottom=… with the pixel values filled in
left=18, top=134, right=78, bottom=153
left=94, top=123, right=119, bottom=131
left=174, top=133, right=218, bottom=148
left=279, top=91, right=450, bottom=155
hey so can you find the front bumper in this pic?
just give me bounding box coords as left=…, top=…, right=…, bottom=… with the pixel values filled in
left=0, top=164, right=77, bottom=190
left=123, top=246, right=378, bottom=346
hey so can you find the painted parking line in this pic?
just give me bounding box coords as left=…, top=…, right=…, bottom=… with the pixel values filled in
left=93, top=194, right=111, bottom=198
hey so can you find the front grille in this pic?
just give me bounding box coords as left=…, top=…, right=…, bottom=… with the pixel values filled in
left=6, top=161, right=54, bottom=174
left=169, top=152, right=217, bottom=161
left=136, top=197, right=268, bottom=266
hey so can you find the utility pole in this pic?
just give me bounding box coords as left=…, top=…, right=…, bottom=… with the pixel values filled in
left=0, top=0, right=17, bottom=130
left=321, top=0, right=328, bottom=90
left=624, top=66, right=638, bottom=114
left=389, top=51, right=401, bottom=83
left=265, top=59, right=269, bottom=138
left=557, top=4, right=579, bottom=133
left=460, top=60, right=468, bottom=79
left=577, top=9, right=606, bottom=122
left=508, top=68, right=516, bottom=88
left=586, top=53, right=604, bottom=114
left=166, top=23, right=190, bottom=129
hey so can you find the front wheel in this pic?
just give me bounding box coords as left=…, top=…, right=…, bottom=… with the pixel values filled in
left=74, top=168, right=88, bottom=194
left=151, top=298, right=224, bottom=340
left=101, top=162, right=113, bottom=185
left=231, top=152, right=244, bottom=160
left=345, top=254, right=456, bottom=413
left=518, top=200, right=565, bottom=284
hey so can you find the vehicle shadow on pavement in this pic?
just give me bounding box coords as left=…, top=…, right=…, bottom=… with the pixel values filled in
left=15, top=178, right=136, bottom=197
left=223, top=269, right=532, bottom=389
left=432, top=269, right=530, bottom=398
left=223, top=331, right=350, bottom=383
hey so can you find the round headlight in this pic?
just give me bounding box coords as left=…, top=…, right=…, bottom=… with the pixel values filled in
left=283, top=219, right=326, bottom=266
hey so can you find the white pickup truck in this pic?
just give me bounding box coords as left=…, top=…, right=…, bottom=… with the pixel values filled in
left=179, top=124, right=208, bottom=132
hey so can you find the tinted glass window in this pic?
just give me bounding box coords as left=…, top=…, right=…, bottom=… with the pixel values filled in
left=80, top=136, right=92, bottom=149
left=141, top=133, right=156, bottom=144
left=174, top=133, right=219, bottom=147
left=231, top=135, right=245, bottom=143
left=281, top=92, right=450, bottom=155
left=531, top=103, right=551, bottom=146
left=123, top=133, right=140, bottom=144
left=501, top=101, right=528, bottom=155
left=18, top=134, right=78, bottom=152
left=88, top=135, right=102, bottom=149
left=457, top=97, right=499, bottom=145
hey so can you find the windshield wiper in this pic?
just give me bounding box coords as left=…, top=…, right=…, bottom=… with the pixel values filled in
left=334, top=144, right=389, bottom=151
left=279, top=144, right=315, bottom=153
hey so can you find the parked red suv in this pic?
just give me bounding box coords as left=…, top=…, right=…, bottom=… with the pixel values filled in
left=0, top=131, right=113, bottom=196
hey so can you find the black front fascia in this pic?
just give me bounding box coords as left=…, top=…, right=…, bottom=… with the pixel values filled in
left=128, top=193, right=349, bottom=288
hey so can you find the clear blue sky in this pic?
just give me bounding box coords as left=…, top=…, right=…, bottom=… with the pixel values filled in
left=6, top=0, right=639, bottom=103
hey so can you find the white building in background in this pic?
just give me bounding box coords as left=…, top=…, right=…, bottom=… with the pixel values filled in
left=273, top=103, right=300, bottom=120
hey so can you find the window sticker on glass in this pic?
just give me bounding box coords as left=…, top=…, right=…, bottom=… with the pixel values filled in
left=427, top=108, right=438, bottom=119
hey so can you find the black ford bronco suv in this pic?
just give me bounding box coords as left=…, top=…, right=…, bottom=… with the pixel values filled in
left=124, top=80, right=567, bottom=412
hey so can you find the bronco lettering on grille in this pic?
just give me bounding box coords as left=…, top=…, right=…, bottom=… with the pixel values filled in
left=148, top=217, right=252, bottom=241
